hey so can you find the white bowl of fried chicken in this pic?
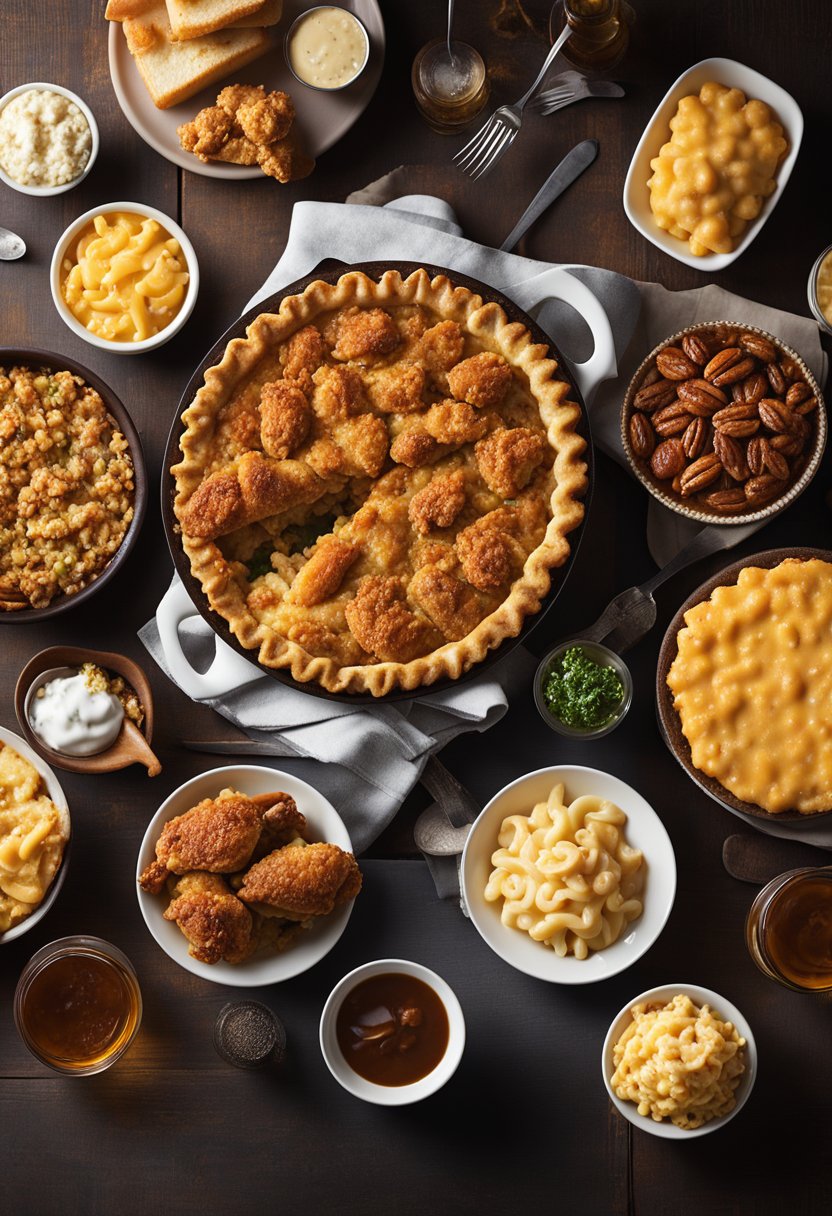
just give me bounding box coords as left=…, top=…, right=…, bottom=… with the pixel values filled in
left=136, top=765, right=361, bottom=985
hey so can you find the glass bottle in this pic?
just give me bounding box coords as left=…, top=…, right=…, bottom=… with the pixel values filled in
left=549, top=0, right=632, bottom=74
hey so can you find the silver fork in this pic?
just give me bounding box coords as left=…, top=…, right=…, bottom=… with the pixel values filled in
left=454, top=23, right=573, bottom=179
left=532, top=71, right=625, bottom=116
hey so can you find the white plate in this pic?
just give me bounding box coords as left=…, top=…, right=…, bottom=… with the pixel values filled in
left=602, top=982, right=757, bottom=1139
left=0, top=725, right=70, bottom=945
left=461, top=765, right=676, bottom=985
left=108, top=0, right=384, bottom=178
left=623, top=57, right=803, bottom=271
left=136, top=765, right=356, bottom=985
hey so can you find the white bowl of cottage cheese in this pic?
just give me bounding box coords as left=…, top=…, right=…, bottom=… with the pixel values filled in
left=0, top=82, right=98, bottom=196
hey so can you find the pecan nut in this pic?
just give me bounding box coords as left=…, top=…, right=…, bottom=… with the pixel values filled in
left=758, top=397, right=797, bottom=434
left=713, top=431, right=749, bottom=481
left=711, top=355, right=757, bottom=387
left=677, top=378, right=728, bottom=414
left=682, top=417, right=708, bottom=459
left=678, top=453, right=722, bottom=496
left=739, top=333, right=778, bottom=363
left=764, top=446, right=790, bottom=479
left=656, top=346, right=699, bottom=380
left=652, top=402, right=694, bottom=436
left=633, top=378, right=677, bottom=412
left=629, top=412, right=656, bottom=459
left=703, top=487, right=748, bottom=513
left=746, top=436, right=767, bottom=477
left=682, top=333, right=711, bottom=365
left=732, top=371, right=769, bottom=405
left=704, top=348, right=742, bottom=382
left=785, top=380, right=811, bottom=407
left=766, top=362, right=788, bottom=395
left=770, top=431, right=806, bottom=457
left=745, top=474, right=783, bottom=506
left=650, top=438, right=686, bottom=480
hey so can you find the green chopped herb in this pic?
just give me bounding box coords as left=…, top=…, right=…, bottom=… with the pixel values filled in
left=246, top=543, right=273, bottom=581
left=542, top=646, right=624, bottom=731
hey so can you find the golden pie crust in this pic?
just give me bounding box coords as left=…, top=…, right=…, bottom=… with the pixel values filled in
left=172, top=269, right=587, bottom=695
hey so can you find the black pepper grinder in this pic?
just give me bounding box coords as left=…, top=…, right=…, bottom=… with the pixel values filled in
left=213, top=1001, right=287, bottom=1070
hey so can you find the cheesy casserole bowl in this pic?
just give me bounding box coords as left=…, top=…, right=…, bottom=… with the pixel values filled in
left=171, top=268, right=588, bottom=696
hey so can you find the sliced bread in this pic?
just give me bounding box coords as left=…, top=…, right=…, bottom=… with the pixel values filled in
left=120, top=2, right=270, bottom=109
left=228, top=0, right=282, bottom=29
left=164, top=0, right=267, bottom=41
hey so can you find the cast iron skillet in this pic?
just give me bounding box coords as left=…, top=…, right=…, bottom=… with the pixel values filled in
left=0, top=347, right=147, bottom=624
left=162, top=260, right=594, bottom=703
left=656, top=546, right=832, bottom=822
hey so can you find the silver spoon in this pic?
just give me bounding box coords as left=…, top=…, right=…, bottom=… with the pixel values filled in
left=446, top=0, right=455, bottom=64
left=0, top=225, right=26, bottom=260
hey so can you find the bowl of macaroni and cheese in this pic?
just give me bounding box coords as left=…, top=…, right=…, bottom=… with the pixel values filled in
left=602, top=983, right=757, bottom=1138
left=50, top=202, right=199, bottom=354
left=460, top=766, right=676, bottom=985
left=623, top=58, right=802, bottom=270
left=0, top=82, right=98, bottom=196
left=0, top=726, right=71, bottom=944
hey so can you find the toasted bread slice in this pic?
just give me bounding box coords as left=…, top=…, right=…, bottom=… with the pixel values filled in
left=119, top=2, right=269, bottom=109
left=165, top=0, right=266, bottom=41
left=228, top=0, right=282, bottom=29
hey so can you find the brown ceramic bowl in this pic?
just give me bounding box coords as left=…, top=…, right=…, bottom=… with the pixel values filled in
left=0, top=348, right=147, bottom=622
left=14, top=646, right=160, bottom=775
left=656, top=546, right=832, bottom=822
left=622, top=322, right=826, bottom=526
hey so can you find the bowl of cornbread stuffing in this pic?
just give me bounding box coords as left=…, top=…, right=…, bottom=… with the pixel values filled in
left=0, top=349, right=146, bottom=619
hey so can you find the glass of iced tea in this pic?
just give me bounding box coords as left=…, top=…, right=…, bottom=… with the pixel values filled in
left=746, top=868, right=832, bottom=993
left=14, top=936, right=142, bottom=1074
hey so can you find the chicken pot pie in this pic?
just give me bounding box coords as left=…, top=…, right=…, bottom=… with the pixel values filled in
left=172, top=269, right=587, bottom=695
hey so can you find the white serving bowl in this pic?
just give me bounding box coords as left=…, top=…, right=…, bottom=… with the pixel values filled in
left=136, top=765, right=356, bottom=986
left=461, top=765, right=676, bottom=985
left=50, top=200, right=199, bottom=354
left=319, top=959, right=466, bottom=1105
left=0, top=725, right=70, bottom=945
left=0, top=82, right=99, bottom=196
left=623, top=57, right=803, bottom=271
left=602, top=982, right=757, bottom=1139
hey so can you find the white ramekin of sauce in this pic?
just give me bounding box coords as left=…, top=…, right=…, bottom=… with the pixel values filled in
left=28, top=671, right=125, bottom=758
left=285, top=6, right=370, bottom=91
left=807, top=244, right=832, bottom=337
left=0, top=82, right=98, bottom=196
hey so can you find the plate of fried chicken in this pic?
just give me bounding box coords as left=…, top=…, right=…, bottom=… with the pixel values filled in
left=137, top=765, right=361, bottom=984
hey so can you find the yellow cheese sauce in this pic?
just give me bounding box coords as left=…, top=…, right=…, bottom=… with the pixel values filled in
left=288, top=6, right=368, bottom=89
left=816, top=250, right=832, bottom=325
left=0, top=743, right=69, bottom=932
left=667, top=559, right=832, bottom=814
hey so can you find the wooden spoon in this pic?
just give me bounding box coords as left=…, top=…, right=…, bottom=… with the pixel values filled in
left=14, top=646, right=161, bottom=776
left=722, top=832, right=832, bottom=885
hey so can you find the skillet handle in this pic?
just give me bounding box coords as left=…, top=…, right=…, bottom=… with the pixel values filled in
left=156, top=579, right=263, bottom=701
left=506, top=266, right=616, bottom=405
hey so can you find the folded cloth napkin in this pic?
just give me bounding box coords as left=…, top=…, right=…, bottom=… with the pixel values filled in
left=140, top=191, right=640, bottom=855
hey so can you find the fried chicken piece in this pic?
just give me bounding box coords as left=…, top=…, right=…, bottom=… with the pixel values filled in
left=257, top=135, right=315, bottom=183
left=332, top=308, right=400, bottom=363
left=238, top=91, right=294, bottom=144
left=345, top=575, right=441, bottom=662
left=455, top=507, right=526, bottom=592
left=418, top=320, right=466, bottom=386
left=389, top=429, right=442, bottom=468
left=238, top=842, right=362, bottom=920
left=259, top=380, right=312, bottom=459
left=312, top=364, right=367, bottom=420
left=210, top=136, right=259, bottom=166
left=334, top=414, right=389, bottom=477
left=251, top=916, right=305, bottom=955
left=283, top=325, right=327, bottom=392
left=475, top=426, right=548, bottom=498
left=367, top=364, right=425, bottom=414
left=423, top=400, right=489, bottom=445
left=217, top=83, right=266, bottom=114
left=409, top=565, right=485, bottom=641
left=289, top=536, right=360, bottom=606
left=163, top=872, right=254, bottom=965
left=176, top=105, right=233, bottom=160
left=140, top=795, right=264, bottom=891
left=180, top=453, right=325, bottom=540
left=447, top=351, right=513, bottom=409
left=251, top=792, right=311, bottom=856
left=408, top=469, right=467, bottom=535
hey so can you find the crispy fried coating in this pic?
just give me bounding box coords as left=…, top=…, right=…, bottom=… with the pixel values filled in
left=217, top=83, right=265, bottom=114
left=163, top=872, right=254, bottom=965
left=334, top=414, right=389, bottom=477
left=179, top=470, right=245, bottom=539
left=409, top=565, right=484, bottom=641
left=238, top=842, right=362, bottom=920
left=288, top=536, right=360, bottom=606
left=181, top=453, right=325, bottom=540
left=259, top=380, right=312, bottom=459
left=345, top=575, right=441, bottom=662
left=418, top=320, right=465, bottom=379
left=141, top=795, right=264, bottom=885
left=367, top=364, right=425, bottom=414
left=408, top=469, right=467, bottom=535
left=176, top=106, right=233, bottom=160
left=475, top=426, right=548, bottom=498
left=455, top=508, right=525, bottom=591
left=257, top=134, right=315, bottom=183
left=238, top=91, right=294, bottom=144
left=423, top=400, right=488, bottom=445
left=312, top=364, right=367, bottom=420
left=253, top=793, right=311, bottom=855
left=389, top=429, right=441, bottom=468
left=210, top=136, right=259, bottom=166
left=283, top=325, right=327, bottom=391
left=447, top=351, right=513, bottom=409
left=332, top=307, right=400, bottom=363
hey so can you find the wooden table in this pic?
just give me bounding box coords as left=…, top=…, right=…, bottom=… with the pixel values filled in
left=3, top=2, right=831, bottom=1212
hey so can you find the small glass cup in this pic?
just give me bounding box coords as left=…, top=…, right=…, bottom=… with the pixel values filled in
left=284, top=6, right=370, bottom=92
left=549, top=0, right=632, bottom=74
left=14, top=936, right=142, bottom=1075
left=534, top=638, right=632, bottom=739
left=746, top=867, right=832, bottom=992
left=411, top=38, right=489, bottom=133
left=214, top=1001, right=287, bottom=1070
left=807, top=243, right=832, bottom=337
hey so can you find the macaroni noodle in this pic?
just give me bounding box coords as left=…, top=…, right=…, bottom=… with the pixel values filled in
left=61, top=211, right=190, bottom=343
left=484, top=783, right=645, bottom=959
left=610, top=994, right=746, bottom=1129
left=0, top=743, right=70, bottom=932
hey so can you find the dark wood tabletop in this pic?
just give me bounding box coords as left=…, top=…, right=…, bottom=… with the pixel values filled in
left=2, top=2, right=831, bottom=1213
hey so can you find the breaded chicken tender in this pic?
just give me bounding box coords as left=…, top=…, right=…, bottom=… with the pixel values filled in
left=211, top=136, right=259, bottom=166
left=345, top=575, right=440, bottom=662
left=312, top=364, right=367, bottom=420
left=418, top=320, right=465, bottom=382
left=332, top=307, right=400, bottom=363
left=408, top=469, right=467, bottom=535
left=283, top=325, right=328, bottom=391
left=176, top=105, right=233, bottom=160
left=180, top=453, right=325, bottom=540
left=288, top=536, right=360, bottom=607
left=475, top=426, right=548, bottom=498
left=423, top=400, right=488, bottom=445
left=447, top=351, right=513, bottom=409
left=238, top=842, right=362, bottom=920
left=257, top=135, right=315, bottom=183
left=217, top=84, right=265, bottom=114
left=367, top=364, right=426, bottom=414
left=260, top=380, right=312, bottom=459
left=238, top=92, right=294, bottom=144
left=140, top=795, right=264, bottom=891
left=164, top=872, right=253, bottom=965
left=409, top=565, right=484, bottom=640
left=455, top=508, right=526, bottom=591
left=389, top=429, right=442, bottom=468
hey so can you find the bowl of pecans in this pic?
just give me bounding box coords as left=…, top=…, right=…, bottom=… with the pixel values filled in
left=621, top=322, right=826, bottom=524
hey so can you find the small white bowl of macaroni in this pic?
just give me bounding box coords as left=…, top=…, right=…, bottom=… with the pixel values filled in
left=602, top=983, right=757, bottom=1139
left=623, top=58, right=803, bottom=271
left=0, top=82, right=98, bottom=196
left=460, top=766, right=676, bottom=985
left=50, top=202, right=199, bottom=354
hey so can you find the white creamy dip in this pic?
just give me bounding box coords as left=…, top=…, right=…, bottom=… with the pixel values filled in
left=0, top=89, right=91, bottom=187
left=29, top=673, right=124, bottom=756
left=288, top=7, right=368, bottom=89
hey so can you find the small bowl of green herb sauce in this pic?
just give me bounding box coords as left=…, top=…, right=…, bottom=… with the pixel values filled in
left=534, top=641, right=632, bottom=739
